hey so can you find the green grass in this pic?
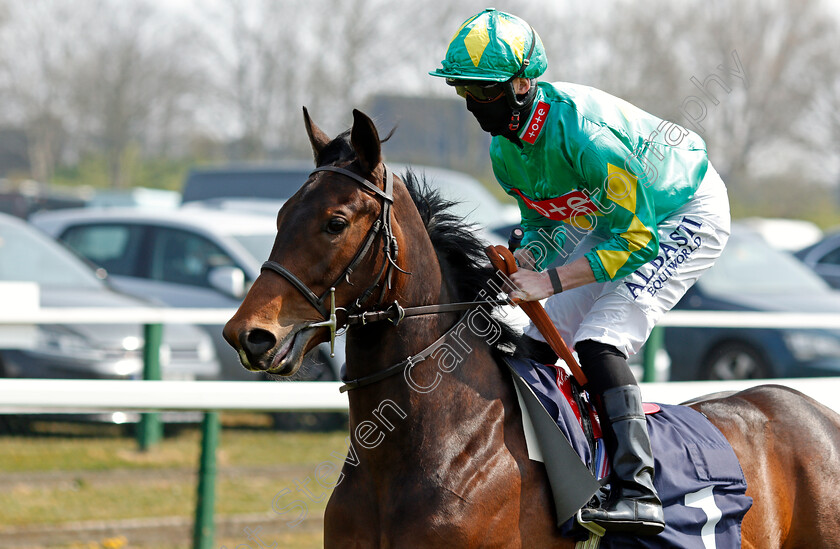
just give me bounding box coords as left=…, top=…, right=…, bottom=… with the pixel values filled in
left=44, top=532, right=325, bottom=549
left=0, top=417, right=348, bottom=473
left=0, top=414, right=349, bottom=548
left=0, top=474, right=330, bottom=527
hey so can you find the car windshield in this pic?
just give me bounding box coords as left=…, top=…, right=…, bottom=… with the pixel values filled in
left=0, top=218, right=101, bottom=288
left=699, top=229, right=830, bottom=295
left=436, top=184, right=509, bottom=228
left=230, top=233, right=276, bottom=263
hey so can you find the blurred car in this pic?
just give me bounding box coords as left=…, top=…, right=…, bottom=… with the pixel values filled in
left=665, top=224, right=840, bottom=380
left=391, top=164, right=520, bottom=232
left=738, top=217, right=822, bottom=252
left=181, top=163, right=310, bottom=207
left=794, top=231, right=840, bottom=289
left=86, top=187, right=181, bottom=210
left=0, top=211, right=220, bottom=423
left=29, top=207, right=343, bottom=383
left=0, top=179, right=88, bottom=219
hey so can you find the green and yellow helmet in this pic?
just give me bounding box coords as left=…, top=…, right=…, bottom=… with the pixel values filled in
left=429, top=8, right=547, bottom=83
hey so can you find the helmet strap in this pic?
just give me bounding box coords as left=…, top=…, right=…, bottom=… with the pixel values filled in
left=503, top=24, right=539, bottom=112
left=511, top=26, right=537, bottom=80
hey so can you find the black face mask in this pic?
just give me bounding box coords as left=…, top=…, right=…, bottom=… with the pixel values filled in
left=466, top=95, right=517, bottom=138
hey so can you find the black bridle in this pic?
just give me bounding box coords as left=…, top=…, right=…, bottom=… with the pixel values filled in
left=261, top=164, right=400, bottom=319
left=260, top=163, right=510, bottom=391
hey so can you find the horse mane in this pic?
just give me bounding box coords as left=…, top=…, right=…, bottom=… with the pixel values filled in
left=400, top=168, right=519, bottom=355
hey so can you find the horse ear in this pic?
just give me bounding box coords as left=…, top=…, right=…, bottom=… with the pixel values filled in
left=350, top=109, right=381, bottom=175
left=303, top=106, right=331, bottom=165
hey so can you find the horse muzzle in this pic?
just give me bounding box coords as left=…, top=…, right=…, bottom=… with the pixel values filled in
left=224, top=321, right=320, bottom=376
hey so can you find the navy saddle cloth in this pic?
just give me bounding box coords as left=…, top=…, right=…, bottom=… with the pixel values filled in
left=508, top=357, right=753, bottom=548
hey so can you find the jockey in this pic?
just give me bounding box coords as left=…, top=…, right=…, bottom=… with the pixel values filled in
left=430, top=8, right=731, bottom=536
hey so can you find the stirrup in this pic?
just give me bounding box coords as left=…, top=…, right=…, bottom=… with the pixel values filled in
left=576, top=509, right=605, bottom=549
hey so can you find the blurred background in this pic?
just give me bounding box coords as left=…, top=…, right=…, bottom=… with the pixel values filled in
left=0, top=0, right=839, bottom=222
left=3, top=0, right=840, bottom=547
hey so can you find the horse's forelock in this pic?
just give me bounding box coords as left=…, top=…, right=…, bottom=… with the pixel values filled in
left=316, top=129, right=355, bottom=167
left=316, top=122, right=394, bottom=171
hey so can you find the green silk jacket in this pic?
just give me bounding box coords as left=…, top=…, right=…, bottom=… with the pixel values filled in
left=491, top=82, right=709, bottom=281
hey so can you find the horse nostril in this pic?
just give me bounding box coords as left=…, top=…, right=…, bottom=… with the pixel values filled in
left=242, top=329, right=276, bottom=357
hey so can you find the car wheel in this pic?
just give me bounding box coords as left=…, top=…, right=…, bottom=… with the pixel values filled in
left=701, top=342, right=771, bottom=380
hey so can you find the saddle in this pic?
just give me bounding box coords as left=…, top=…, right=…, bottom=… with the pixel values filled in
left=505, top=356, right=753, bottom=548
left=485, top=244, right=751, bottom=546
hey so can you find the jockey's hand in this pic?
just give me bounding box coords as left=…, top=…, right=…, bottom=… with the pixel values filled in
left=509, top=268, right=553, bottom=302
left=513, top=247, right=536, bottom=270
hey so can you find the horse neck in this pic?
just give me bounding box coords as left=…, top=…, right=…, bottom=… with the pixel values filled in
left=343, top=182, right=449, bottom=376
left=343, top=211, right=455, bottom=392
left=342, top=208, right=511, bottom=456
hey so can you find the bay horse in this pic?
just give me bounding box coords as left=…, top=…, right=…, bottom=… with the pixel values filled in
left=223, top=108, right=840, bottom=548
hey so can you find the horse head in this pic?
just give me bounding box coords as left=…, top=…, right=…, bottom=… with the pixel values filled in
left=223, top=108, right=430, bottom=376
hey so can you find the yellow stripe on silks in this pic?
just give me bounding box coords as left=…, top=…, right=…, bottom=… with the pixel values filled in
left=597, top=165, right=655, bottom=278
left=449, top=13, right=482, bottom=45
left=595, top=215, right=654, bottom=279
left=464, top=20, right=491, bottom=67
left=596, top=248, right=632, bottom=279
left=496, top=17, right=526, bottom=62
left=605, top=163, right=637, bottom=212
left=623, top=214, right=654, bottom=251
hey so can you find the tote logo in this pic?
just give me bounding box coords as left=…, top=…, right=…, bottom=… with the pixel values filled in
left=522, top=101, right=550, bottom=144
left=512, top=188, right=599, bottom=222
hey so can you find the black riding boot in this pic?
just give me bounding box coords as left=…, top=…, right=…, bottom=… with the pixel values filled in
left=579, top=384, right=665, bottom=535
left=513, top=334, right=559, bottom=365
left=574, top=339, right=664, bottom=535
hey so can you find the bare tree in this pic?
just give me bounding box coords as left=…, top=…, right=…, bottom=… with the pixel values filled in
left=201, top=0, right=420, bottom=158
left=66, top=0, right=205, bottom=188
left=0, top=0, right=837, bottom=198
left=0, top=1, right=78, bottom=182
left=0, top=0, right=206, bottom=187
left=196, top=0, right=383, bottom=160
left=196, top=0, right=294, bottom=160
left=585, top=0, right=840, bottom=187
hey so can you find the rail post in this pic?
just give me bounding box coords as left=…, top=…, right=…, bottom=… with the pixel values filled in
left=642, top=326, right=664, bottom=383
left=193, top=411, right=220, bottom=549
left=137, top=323, right=163, bottom=450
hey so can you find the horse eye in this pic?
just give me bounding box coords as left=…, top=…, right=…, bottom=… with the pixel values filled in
left=326, top=217, right=348, bottom=234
